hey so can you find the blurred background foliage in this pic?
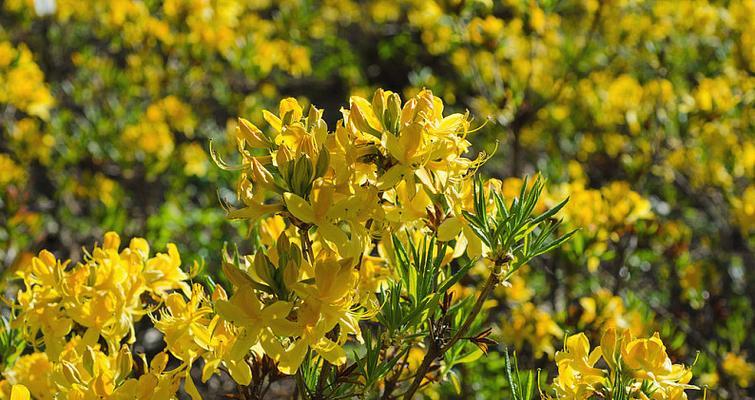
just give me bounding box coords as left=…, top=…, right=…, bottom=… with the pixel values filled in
left=0, top=0, right=752, bottom=398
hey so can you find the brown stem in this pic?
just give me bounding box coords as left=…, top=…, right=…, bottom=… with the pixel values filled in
left=300, top=226, right=316, bottom=263
left=382, top=348, right=411, bottom=400
left=402, top=272, right=499, bottom=400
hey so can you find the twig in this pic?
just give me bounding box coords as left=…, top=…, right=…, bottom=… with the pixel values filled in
left=402, top=272, right=499, bottom=400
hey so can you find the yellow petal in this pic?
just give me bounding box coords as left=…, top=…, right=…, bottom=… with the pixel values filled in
left=349, top=96, right=383, bottom=135
left=279, top=98, right=303, bottom=123
left=283, top=193, right=316, bottom=223
left=237, top=118, right=271, bottom=149
left=314, top=338, right=346, bottom=365
left=318, top=222, right=349, bottom=256
left=278, top=341, right=308, bottom=375
left=184, top=368, right=202, bottom=400
left=376, top=165, right=406, bottom=190
left=227, top=202, right=283, bottom=222
left=227, top=360, right=252, bottom=386
left=10, top=385, right=30, bottom=400
left=261, top=301, right=293, bottom=321
left=263, top=110, right=282, bottom=133
left=103, top=231, right=121, bottom=250
left=129, top=237, right=150, bottom=258
left=201, top=359, right=221, bottom=382
left=437, top=217, right=464, bottom=241
left=399, top=122, right=423, bottom=162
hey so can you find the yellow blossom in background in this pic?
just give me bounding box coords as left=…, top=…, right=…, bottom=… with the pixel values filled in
left=721, top=352, right=755, bottom=389
left=0, top=155, right=26, bottom=189
left=502, top=302, right=563, bottom=358
left=181, top=143, right=209, bottom=177
left=0, top=42, right=54, bottom=120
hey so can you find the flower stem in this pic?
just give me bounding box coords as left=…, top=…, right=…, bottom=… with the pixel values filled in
left=402, top=272, right=499, bottom=399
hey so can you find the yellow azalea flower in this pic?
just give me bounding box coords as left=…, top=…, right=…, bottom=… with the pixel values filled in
left=2, top=353, right=54, bottom=400
left=215, top=288, right=296, bottom=361
left=552, top=333, right=604, bottom=399
left=200, top=316, right=254, bottom=386
left=502, top=302, right=563, bottom=358
left=278, top=251, right=363, bottom=374
left=152, top=284, right=214, bottom=362
left=141, top=242, right=191, bottom=298
left=622, top=332, right=674, bottom=381
left=225, top=174, right=284, bottom=222
left=115, top=352, right=183, bottom=399
left=721, top=352, right=755, bottom=388
left=13, top=250, right=73, bottom=358
left=284, top=179, right=371, bottom=258
left=383, top=180, right=433, bottom=227
left=551, top=329, right=697, bottom=399
left=0, top=42, right=54, bottom=119
left=349, top=89, right=476, bottom=199
left=13, top=232, right=195, bottom=358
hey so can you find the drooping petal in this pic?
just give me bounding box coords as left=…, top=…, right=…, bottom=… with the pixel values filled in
left=314, top=338, right=347, bottom=366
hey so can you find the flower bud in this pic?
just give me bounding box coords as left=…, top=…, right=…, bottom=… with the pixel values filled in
left=291, top=155, right=314, bottom=196
left=83, top=346, right=96, bottom=375
left=282, top=258, right=300, bottom=287
left=150, top=352, right=169, bottom=373
left=60, top=361, right=82, bottom=385
left=314, top=145, right=330, bottom=179
left=349, top=99, right=382, bottom=137
left=372, top=88, right=386, bottom=123
left=386, top=92, right=402, bottom=134
left=115, top=345, right=133, bottom=384
left=276, top=146, right=294, bottom=180
left=279, top=98, right=303, bottom=125
left=253, top=253, right=274, bottom=287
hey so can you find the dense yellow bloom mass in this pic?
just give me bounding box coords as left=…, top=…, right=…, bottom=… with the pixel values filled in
left=0, top=83, right=708, bottom=399
left=0, top=41, right=54, bottom=120
left=0, top=0, right=749, bottom=396
left=552, top=329, right=696, bottom=400
left=209, top=89, right=489, bottom=377
left=1, top=233, right=191, bottom=399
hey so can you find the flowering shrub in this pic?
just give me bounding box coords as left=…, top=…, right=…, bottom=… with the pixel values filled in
left=0, top=0, right=752, bottom=398
left=0, top=91, right=702, bottom=400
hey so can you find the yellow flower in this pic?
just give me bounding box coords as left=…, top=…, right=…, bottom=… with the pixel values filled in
left=278, top=250, right=363, bottom=374
left=502, top=302, right=563, bottom=358
left=181, top=143, right=209, bottom=177
left=0, top=42, right=54, bottom=119
left=215, top=288, right=295, bottom=362
left=284, top=179, right=373, bottom=258
left=141, top=242, right=191, bottom=298
left=622, top=332, right=674, bottom=380
left=153, top=284, right=214, bottom=362
left=3, top=353, right=54, bottom=400
left=721, top=352, right=755, bottom=388
left=552, top=333, right=604, bottom=399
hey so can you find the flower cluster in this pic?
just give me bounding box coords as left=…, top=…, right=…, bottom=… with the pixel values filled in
left=0, top=41, right=53, bottom=120
left=1, top=3, right=752, bottom=395
left=552, top=329, right=697, bottom=400
left=208, top=88, right=484, bottom=376
left=1, top=233, right=190, bottom=399
left=0, top=88, right=705, bottom=399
